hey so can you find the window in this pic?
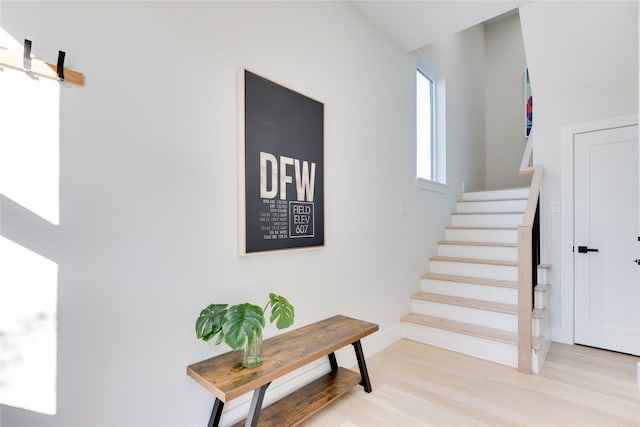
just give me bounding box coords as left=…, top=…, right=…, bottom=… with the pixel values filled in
left=416, top=54, right=446, bottom=192
left=416, top=69, right=434, bottom=180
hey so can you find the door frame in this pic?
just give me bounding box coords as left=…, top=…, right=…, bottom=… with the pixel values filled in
left=559, top=114, right=638, bottom=345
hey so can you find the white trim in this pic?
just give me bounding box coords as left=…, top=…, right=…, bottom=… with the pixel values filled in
left=416, top=177, right=448, bottom=194
left=557, top=114, right=638, bottom=344
left=416, top=52, right=447, bottom=185
left=238, top=68, right=247, bottom=255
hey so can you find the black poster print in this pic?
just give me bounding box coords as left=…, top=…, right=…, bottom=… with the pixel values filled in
left=242, top=70, right=324, bottom=254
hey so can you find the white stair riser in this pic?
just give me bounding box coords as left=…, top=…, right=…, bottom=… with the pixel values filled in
left=421, top=278, right=517, bottom=305
left=444, top=228, right=518, bottom=244
left=462, top=188, right=529, bottom=201
left=437, top=244, right=518, bottom=262
left=451, top=213, right=524, bottom=228
left=430, top=260, right=518, bottom=281
left=410, top=299, right=517, bottom=332
left=403, top=322, right=518, bottom=368
left=532, top=314, right=550, bottom=338
left=537, top=268, right=549, bottom=284
left=457, top=199, right=528, bottom=213
left=534, top=287, right=549, bottom=309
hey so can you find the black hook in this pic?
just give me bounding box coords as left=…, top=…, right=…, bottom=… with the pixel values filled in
left=23, top=39, right=32, bottom=72
left=56, top=50, right=65, bottom=81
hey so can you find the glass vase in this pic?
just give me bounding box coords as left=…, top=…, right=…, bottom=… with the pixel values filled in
left=241, top=337, right=263, bottom=368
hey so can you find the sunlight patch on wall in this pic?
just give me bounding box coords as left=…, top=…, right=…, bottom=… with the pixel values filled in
left=0, top=237, right=58, bottom=414
left=0, top=53, right=60, bottom=226
left=0, top=26, right=60, bottom=415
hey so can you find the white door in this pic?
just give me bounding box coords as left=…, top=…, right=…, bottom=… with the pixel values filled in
left=574, top=124, right=640, bottom=356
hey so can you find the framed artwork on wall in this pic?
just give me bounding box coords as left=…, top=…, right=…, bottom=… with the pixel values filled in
left=525, top=68, right=533, bottom=138
left=238, top=69, right=324, bottom=255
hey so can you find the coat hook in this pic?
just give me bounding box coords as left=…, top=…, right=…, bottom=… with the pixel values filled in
left=23, top=39, right=32, bottom=72
left=57, top=50, right=65, bottom=81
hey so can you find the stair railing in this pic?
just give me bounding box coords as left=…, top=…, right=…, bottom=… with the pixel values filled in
left=517, top=135, right=543, bottom=374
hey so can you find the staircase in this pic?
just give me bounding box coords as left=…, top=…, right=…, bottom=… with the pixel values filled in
left=402, top=187, right=551, bottom=373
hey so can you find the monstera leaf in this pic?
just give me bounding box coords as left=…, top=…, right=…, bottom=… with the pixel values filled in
left=266, top=293, right=295, bottom=330
left=222, top=303, right=266, bottom=351
left=195, top=304, right=228, bottom=343
left=195, top=293, right=295, bottom=359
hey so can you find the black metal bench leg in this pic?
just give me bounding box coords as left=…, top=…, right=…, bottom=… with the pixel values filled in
left=328, top=352, right=338, bottom=372
left=245, top=382, right=271, bottom=427
left=351, top=340, right=372, bottom=393
left=207, top=398, right=224, bottom=427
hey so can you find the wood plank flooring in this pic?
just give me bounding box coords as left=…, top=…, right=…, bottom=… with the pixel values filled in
left=302, top=339, right=639, bottom=427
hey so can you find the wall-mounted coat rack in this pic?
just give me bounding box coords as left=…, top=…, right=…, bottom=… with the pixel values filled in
left=0, top=39, right=84, bottom=86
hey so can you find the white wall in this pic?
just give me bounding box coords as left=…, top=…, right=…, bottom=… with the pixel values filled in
left=484, top=12, right=531, bottom=190
left=418, top=23, right=488, bottom=194
left=519, top=1, right=638, bottom=343
left=0, top=1, right=483, bottom=426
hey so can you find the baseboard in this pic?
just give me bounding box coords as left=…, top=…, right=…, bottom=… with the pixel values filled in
left=551, top=326, right=573, bottom=345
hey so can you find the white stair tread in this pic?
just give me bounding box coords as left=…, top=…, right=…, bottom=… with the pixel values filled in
left=532, top=308, right=547, bottom=319
left=402, top=313, right=517, bottom=345
left=412, top=291, right=518, bottom=315
left=421, top=273, right=518, bottom=289
left=431, top=256, right=518, bottom=267
left=438, top=240, right=517, bottom=248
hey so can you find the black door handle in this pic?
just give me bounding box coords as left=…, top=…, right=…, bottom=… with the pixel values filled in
left=577, top=246, right=599, bottom=253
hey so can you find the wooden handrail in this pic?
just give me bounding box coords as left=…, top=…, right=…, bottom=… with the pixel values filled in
left=517, top=134, right=543, bottom=374
left=521, top=166, right=543, bottom=225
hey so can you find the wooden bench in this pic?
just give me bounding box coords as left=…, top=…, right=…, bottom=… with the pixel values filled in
left=187, top=315, right=379, bottom=427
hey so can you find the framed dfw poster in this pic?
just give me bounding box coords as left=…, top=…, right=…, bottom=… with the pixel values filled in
left=238, top=69, right=324, bottom=254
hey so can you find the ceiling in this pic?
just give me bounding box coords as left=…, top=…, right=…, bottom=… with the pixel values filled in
left=353, top=1, right=530, bottom=52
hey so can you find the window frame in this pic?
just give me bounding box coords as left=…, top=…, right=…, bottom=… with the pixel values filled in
left=416, top=53, right=447, bottom=193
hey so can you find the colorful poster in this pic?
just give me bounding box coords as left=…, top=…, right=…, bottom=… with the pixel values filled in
left=525, top=68, right=533, bottom=138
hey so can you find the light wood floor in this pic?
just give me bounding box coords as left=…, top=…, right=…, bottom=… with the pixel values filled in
left=303, top=339, right=640, bottom=427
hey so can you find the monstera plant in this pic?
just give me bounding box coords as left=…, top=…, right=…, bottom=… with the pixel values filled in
left=195, top=293, right=294, bottom=367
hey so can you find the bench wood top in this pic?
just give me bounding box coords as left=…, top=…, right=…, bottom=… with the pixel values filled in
left=187, top=314, right=379, bottom=402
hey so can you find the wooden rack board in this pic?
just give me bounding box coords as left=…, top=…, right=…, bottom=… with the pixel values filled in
left=230, top=367, right=361, bottom=427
